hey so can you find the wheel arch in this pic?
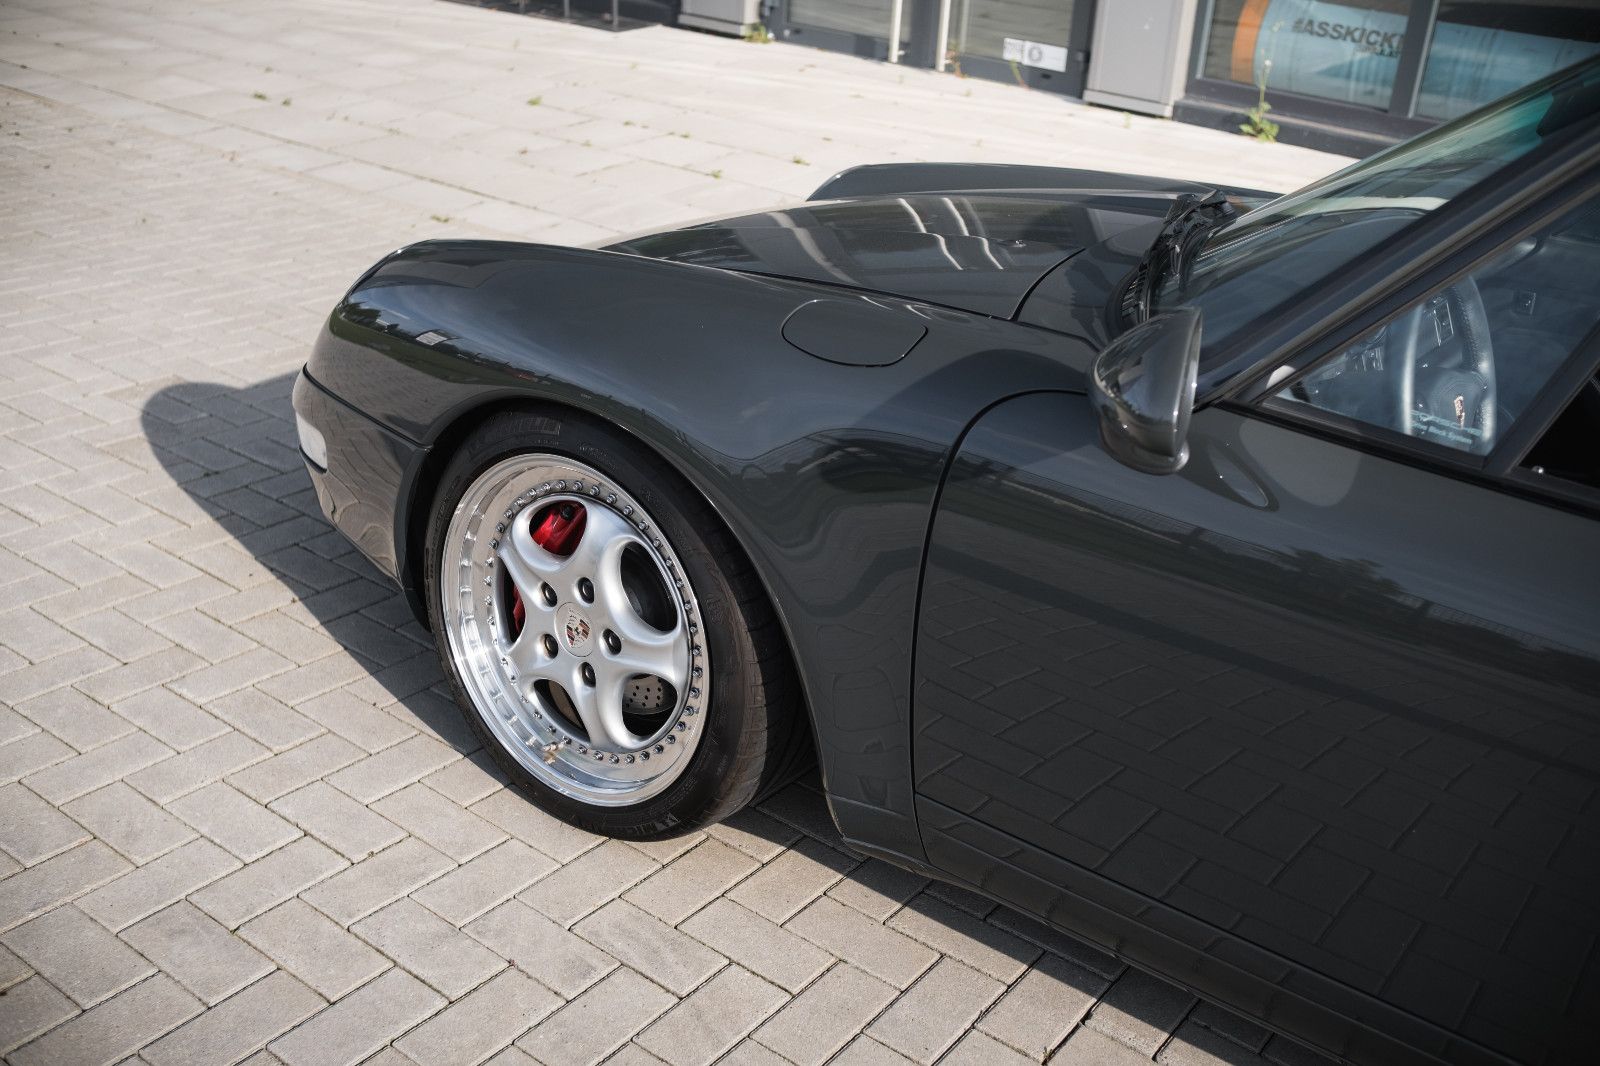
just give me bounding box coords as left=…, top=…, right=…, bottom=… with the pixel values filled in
left=399, top=390, right=824, bottom=757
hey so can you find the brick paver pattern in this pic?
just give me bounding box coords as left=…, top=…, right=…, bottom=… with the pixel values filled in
left=0, top=0, right=1351, bottom=1063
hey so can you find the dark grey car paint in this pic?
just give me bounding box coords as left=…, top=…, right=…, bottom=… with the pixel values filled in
left=780, top=298, right=928, bottom=366
left=806, top=161, right=1278, bottom=202
left=303, top=236, right=1098, bottom=866
left=294, top=158, right=1600, bottom=1066
left=917, top=393, right=1598, bottom=1066
left=607, top=191, right=1172, bottom=318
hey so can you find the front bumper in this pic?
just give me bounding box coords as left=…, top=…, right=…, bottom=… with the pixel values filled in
left=291, top=367, right=424, bottom=590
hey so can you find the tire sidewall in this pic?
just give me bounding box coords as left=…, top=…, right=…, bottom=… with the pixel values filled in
left=424, top=410, right=755, bottom=838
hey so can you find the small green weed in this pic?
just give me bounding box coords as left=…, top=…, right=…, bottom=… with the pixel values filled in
left=1239, top=60, right=1279, bottom=142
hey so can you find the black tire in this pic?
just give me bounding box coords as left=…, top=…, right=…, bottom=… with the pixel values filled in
left=424, top=408, right=810, bottom=838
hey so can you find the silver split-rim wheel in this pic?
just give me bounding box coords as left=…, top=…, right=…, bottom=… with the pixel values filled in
left=440, top=454, right=707, bottom=806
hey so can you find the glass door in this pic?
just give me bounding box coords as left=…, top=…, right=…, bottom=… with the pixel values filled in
left=772, top=0, right=917, bottom=62
left=769, top=0, right=1093, bottom=93
left=944, top=0, right=1093, bottom=95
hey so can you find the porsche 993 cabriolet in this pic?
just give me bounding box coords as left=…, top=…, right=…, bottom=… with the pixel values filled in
left=294, top=58, right=1600, bottom=1066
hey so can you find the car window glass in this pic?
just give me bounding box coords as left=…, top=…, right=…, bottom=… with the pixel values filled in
left=1272, top=195, right=1600, bottom=456
left=1165, top=57, right=1600, bottom=359
left=1524, top=372, right=1600, bottom=490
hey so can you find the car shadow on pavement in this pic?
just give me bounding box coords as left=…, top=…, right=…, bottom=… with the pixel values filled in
left=141, top=372, right=1287, bottom=1065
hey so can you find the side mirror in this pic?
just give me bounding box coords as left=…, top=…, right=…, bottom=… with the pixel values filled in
left=1089, top=308, right=1201, bottom=475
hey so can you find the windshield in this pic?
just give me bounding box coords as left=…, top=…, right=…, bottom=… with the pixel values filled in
left=1158, top=56, right=1600, bottom=360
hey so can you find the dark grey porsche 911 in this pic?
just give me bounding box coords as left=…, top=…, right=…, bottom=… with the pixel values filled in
left=293, top=58, right=1600, bottom=1066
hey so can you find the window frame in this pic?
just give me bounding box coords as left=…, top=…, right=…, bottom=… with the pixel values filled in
left=1224, top=175, right=1600, bottom=511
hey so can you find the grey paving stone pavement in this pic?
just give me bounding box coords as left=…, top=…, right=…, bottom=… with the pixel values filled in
left=0, top=0, right=1352, bottom=1063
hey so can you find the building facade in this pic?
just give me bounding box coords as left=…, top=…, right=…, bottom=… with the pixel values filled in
left=748, top=0, right=1600, bottom=154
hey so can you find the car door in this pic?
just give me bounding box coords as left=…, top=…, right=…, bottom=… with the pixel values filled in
left=911, top=197, right=1600, bottom=1065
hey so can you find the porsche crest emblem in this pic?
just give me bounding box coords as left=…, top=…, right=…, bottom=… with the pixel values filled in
left=558, top=603, right=594, bottom=656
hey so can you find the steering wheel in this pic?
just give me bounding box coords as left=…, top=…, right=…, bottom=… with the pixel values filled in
left=1392, top=276, right=1497, bottom=453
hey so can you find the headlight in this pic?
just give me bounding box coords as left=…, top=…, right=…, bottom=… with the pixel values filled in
left=296, top=412, right=328, bottom=470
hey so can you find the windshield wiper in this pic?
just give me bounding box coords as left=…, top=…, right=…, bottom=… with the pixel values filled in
left=1123, top=190, right=1237, bottom=323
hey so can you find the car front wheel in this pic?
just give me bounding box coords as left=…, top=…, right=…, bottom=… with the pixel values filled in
left=424, top=409, right=807, bottom=838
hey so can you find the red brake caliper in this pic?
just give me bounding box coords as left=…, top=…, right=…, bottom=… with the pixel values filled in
left=507, top=503, right=587, bottom=639
left=532, top=503, right=587, bottom=555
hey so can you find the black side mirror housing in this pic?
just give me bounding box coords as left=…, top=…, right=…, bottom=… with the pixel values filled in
left=1089, top=308, right=1202, bottom=475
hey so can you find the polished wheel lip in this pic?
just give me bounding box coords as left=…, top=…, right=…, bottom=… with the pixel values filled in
left=440, top=454, right=708, bottom=807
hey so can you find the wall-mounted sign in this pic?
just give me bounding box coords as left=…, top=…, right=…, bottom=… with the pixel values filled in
left=1003, top=38, right=1068, bottom=74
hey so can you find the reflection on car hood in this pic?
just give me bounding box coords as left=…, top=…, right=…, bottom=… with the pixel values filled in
left=606, top=193, right=1174, bottom=319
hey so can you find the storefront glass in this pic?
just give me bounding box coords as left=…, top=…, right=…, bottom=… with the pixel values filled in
left=948, top=0, right=1079, bottom=76
left=1199, top=0, right=1600, bottom=120
left=1201, top=0, right=1410, bottom=109
left=789, top=0, right=899, bottom=41
left=1416, top=0, right=1600, bottom=119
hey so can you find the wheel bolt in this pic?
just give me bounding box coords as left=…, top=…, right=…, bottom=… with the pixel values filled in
left=542, top=634, right=558, bottom=657
left=540, top=584, right=557, bottom=607
left=577, top=577, right=594, bottom=603
left=604, top=630, right=621, bottom=655
left=581, top=662, right=596, bottom=686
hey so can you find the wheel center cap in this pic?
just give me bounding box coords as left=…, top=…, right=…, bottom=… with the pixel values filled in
left=557, top=603, right=594, bottom=656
